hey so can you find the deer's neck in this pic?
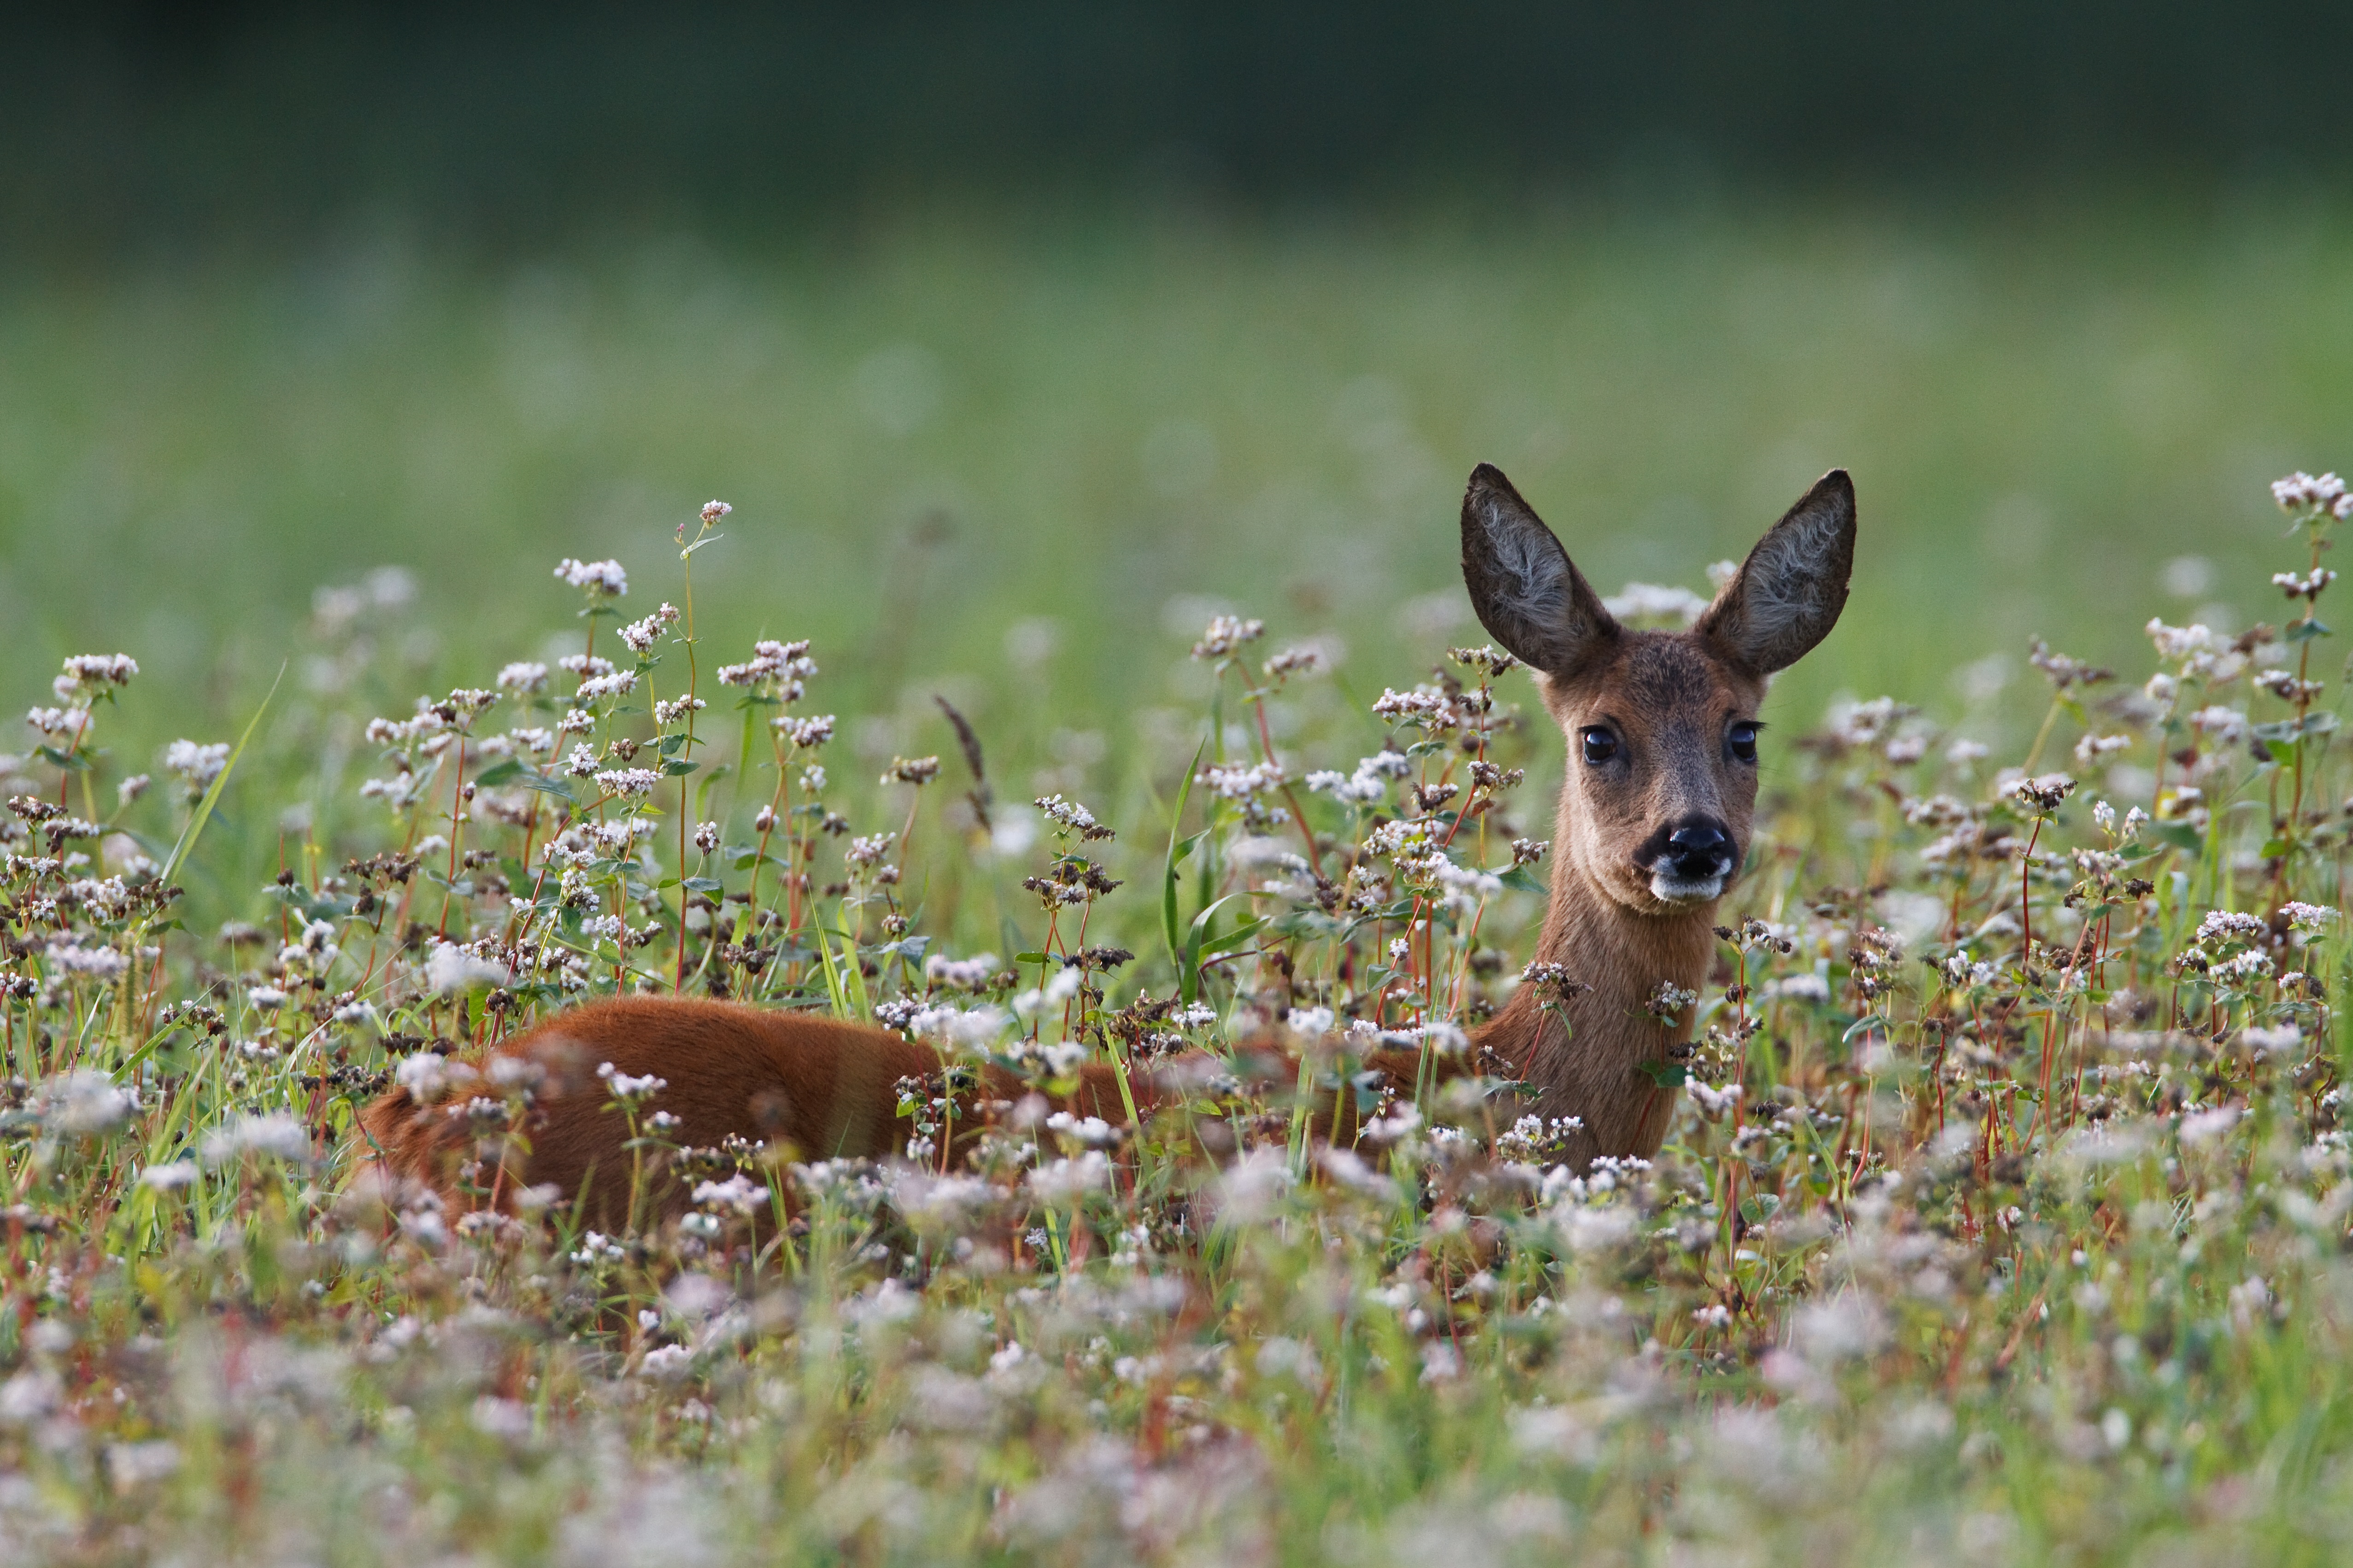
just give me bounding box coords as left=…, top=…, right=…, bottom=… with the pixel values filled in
left=1474, top=872, right=1716, bottom=1163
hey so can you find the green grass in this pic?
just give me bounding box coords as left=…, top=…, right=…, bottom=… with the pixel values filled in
left=9, top=195, right=2353, bottom=806
left=7, top=198, right=2353, bottom=1562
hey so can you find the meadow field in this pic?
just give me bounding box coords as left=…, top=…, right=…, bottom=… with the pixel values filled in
left=5, top=199, right=2353, bottom=1562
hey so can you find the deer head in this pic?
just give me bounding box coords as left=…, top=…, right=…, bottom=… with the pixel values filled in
left=1461, top=461, right=1855, bottom=1157
left=1462, top=461, right=1854, bottom=915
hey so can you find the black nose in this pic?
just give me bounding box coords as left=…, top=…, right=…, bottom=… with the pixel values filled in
left=1664, top=823, right=1733, bottom=877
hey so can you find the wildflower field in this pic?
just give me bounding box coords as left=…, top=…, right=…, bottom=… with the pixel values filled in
left=13, top=211, right=2353, bottom=1564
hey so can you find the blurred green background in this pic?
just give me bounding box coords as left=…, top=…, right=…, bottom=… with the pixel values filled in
left=6, top=4, right=2353, bottom=813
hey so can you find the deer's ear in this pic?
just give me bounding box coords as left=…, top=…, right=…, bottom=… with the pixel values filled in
left=1697, top=469, right=1856, bottom=676
left=1460, top=463, right=1620, bottom=674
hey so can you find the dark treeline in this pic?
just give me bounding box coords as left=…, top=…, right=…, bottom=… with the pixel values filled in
left=7, top=1, right=2349, bottom=250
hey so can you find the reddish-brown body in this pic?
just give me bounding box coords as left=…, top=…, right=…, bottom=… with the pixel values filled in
left=362, top=460, right=1854, bottom=1210
left=359, top=996, right=1132, bottom=1225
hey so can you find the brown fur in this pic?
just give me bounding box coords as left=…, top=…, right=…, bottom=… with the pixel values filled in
left=360, top=462, right=1854, bottom=1208
left=358, top=997, right=1135, bottom=1228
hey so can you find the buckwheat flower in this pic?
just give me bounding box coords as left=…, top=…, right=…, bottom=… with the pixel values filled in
left=692, top=1174, right=765, bottom=1215
left=2273, top=471, right=2347, bottom=511
left=595, top=1062, right=667, bottom=1106
left=1191, top=614, right=1265, bottom=659
left=1602, top=582, right=1709, bottom=626
left=554, top=557, right=629, bottom=597
left=582, top=913, right=625, bottom=941
left=800, top=764, right=827, bottom=793
left=138, top=1161, right=198, bottom=1192
left=2283, top=901, right=2336, bottom=930
left=200, top=1112, right=309, bottom=1165
left=25, top=707, right=90, bottom=739
left=1646, top=981, right=1700, bottom=1022
left=752, top=804, right=776, bottom=833
left=700, top=499, right=733, bottom=526
left=1262, top=644, right=1324, bottom=680
left=2189, top=706, right=2247, bottom=742
left=116, top=774, right=149, bottom=807
left=2275, top=568, right=2338, bottom=600
left=575, top=671, right=639, bottom=703
left=2196, top=910, right=2267, bottom=947
left=426, top=941, right=510, bottom=995
left=1512, top=837, right=1550, bottom=865
left=44, top=941, right=129, bottom=981
left=692, top=821, right=720, bottom=854
left=37, top=1069, right=134, bottom=1135
left=163, top=739, right=230, bottom=796
left=1688, top=1080, right=1743, bottom=1117
left=593, top=768, right=660, bottom=798
left=562, top=744, right=599, bottom=778
left=1199, top=760, right=1286, bottom=800
left=1372, top=686, right=1447, bottom=724
left=925, top=953, right=998, bottom=991
left=496, top=661, right=549, bottom=693
left=1946, top=737, right=1989, bottom=764
left=846, top=832, right=894, bottom=867
left=617, top=605, right=679, bottom=654
left=560, top=653, right=614, bottom=679
left=2074, top=733, right=2132, bottom=765
left=2094, top=800, right=2116, bottom=834
left=2010, top=773, right=2076, bottom=813
left=60, top=653, right=139, bottom=689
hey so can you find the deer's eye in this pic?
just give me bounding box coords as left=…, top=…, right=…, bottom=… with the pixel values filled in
left=1580, top=727, right=1620, bottom=766
left=1728, top=721, right=1761, bottom=764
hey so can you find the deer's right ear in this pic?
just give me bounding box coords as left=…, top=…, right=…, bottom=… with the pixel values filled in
left=1460, top=463, right=1620, bottom=674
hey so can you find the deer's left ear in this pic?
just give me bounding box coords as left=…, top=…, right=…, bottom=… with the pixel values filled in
left=1696, top=469, right=1856, bottom=675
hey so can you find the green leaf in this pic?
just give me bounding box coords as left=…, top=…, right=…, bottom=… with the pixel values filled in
left=1198, top=916, right=1268, bottom=960
left=516, top=772, right=576, bottom=802
left=662, top=759, right=699, bottom=777
left=1162, top=734, right=1209, bottom=993
left=2148, top=821, right=2204, bottom=854
left=33, top=745, right=92, bottom=773
left=2287, top=616, right=2333, bottom=643
left=681, top=876, right=723, bottom=894
left=1179, top=892, right=1246, bottom=1005
left=1014, top=951, right=1049, bottom=964
left=1499, top=864, right=1546, bottom=895
left=472, top=757, right=524, bottom=787
left=1636, top=1060, right=1689, bottom=1087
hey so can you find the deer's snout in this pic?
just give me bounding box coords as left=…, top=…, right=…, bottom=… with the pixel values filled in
left=1636, top=818, right=1737, bottom=904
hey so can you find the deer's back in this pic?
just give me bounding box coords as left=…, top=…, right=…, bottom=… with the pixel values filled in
left=359, top=997, right=942, bottom=1223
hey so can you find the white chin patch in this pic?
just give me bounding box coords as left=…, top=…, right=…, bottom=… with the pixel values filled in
left=1649, top=872, right=1726, bottom=905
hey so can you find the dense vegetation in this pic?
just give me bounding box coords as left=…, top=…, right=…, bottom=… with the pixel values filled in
left=3, top=457, right=2353, bottom=1562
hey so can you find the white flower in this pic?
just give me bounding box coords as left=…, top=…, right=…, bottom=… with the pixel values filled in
left=1602, top=581, right=1709, bottom=626
left=138, top=1161, right=199, bottom=1192
left=1030, top=1151, right=1111, bottom=1203
left=495, top=661, right=549, bottom=693
left=554, top=557, right=628, bottom=596
left=200, top=1113, right=309, bottom=1165
left=37, top=1070, right=134, bottom=1135
left=1191, top=615, right=1265, bottom=659
left=425, top=941, right=510, bottom=995
left=44, top=942, right=129, bottom=981
left=924, top=954, right=998, bottom=992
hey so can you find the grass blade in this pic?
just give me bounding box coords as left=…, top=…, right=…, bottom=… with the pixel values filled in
left=160, top=661, right=284, bottom=887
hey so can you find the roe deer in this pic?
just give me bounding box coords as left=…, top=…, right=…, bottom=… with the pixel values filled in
left=1454, top=462, right=1854, bottom=1170
left=359, top=461, right=1854, bottom=1213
